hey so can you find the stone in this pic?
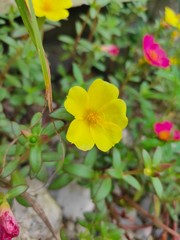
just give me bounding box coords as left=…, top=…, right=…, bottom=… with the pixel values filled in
left=51, top=181, right=94, bottom=221
left=13, top=179, right=62, bottom=240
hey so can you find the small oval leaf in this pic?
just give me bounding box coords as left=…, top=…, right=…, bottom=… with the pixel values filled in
left=29, top=145, right=42, bottom=174
left=1, top=160, right=19, bottom=178
left=93, top=178, right=112, bottom=202
left=6, top=185, right=28, bottom=200
left=63, top=164, right=95, bottom=179
left=122, top=175, right=141, bottom=191
left=142, top=149, right=152, bottom=168
left=151, top=177, right=163, bottom=198
left=49, top=173, right=73, bottom=190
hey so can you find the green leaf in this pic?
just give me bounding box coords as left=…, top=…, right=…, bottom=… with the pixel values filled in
left=141, top=138, right=163, bottom=149
left=29, top=145, right=42, bottom=174
left=166, top=203, right=179, bottom=222
left=31, top=124, right=42, bottom=135
left=106, top=168, right=122, bottom=179
left=151, top=177, right=163, bottom=198
left=11, top=122, right=21, bottom=136
left=42, top=152, right=60, bottom=162
left=84, top=148, right=97, bottom=167
left=50, top=108, right=74, bottom=121
left=16, top=195, right=31, bottom=207
left=152, top=147, right=162, bottom=167
left=41, top=121, right=64, bottom=137
left=59, top=35, right=74, bottom=45
left=63, top=164, right=95, bottom=179
left=112, top=148, right=122, bottom=170
left=30, top=112, right=42, bottom=127
left=49, top=173, right=73, bottom=190
left=75, top=21, right=82, bottom=35
left=154, top=195, right=161, bottom=217
left=72, top=63, right=84, bottom=84
left=142, top=149, right=152, bottom=168
left=122, top=175, right=141, bottom=191
left=1, top=160, right=19, bottom=178
left=11, top=170, right=27, bottom=186
left=6, top=74, right=22, bottom=88
left=6, top=185, right=28, bottom=200
left=0, top=88, right=9, bottom=101
left=93, top=178, right=112, bottom=202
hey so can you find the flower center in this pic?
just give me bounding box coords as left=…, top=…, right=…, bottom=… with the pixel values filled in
left=85, top=110, right=101, bottom=125
left=42, top=0, right=52, bottom=12
left=149, top=50, right=158, bottom=61
left=159, top=131, right=170, bottom=141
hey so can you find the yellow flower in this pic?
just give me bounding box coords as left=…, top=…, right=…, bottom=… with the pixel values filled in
left=171, top=30, right=180, bottom=41
left=64, top=79, right=128, bottom=152
left=164, top=7, right=180, bottom=29
left=170, top=57, right=179, bottom=65
left=27, top=0, right=72, bottom=21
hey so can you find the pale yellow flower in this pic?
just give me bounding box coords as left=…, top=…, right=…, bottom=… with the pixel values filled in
left=164, top=7, right=180, bottom=29
left=64, top=79, right=128, bottom=152
left=26, top=0, right=72, bottom=21
left=171, top=30, right=180, bottom=41
left=170, top=57, right=179, bottom=65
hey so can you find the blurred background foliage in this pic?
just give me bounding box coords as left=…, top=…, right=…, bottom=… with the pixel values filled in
left=0, top=0, right=180, bottom=239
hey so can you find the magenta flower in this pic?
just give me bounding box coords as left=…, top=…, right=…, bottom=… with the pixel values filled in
left=143, top=34, right=170, bottom=68
left=101, top=44, right=120, bottom=56
left=154, top=121, right=173, bottom=141
left=0, top=201, right=20, bottom=240
left=173, top=129, right=180, bottom=141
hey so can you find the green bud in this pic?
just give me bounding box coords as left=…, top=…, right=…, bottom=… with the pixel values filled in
left=29, top=136, right=38, bottom=144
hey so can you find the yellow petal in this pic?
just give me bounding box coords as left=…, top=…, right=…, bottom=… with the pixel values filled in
left=88, top=79, right=119, bottom=110
left=99, top=99, right=128, bottom=129
left=55, top=0, right=72, bottom=9
left=32, top=0, right=72, bottom=21
left=165, top=7, right=179, bottom=28
left=32, top=0, right=47, bottom=17
left=66, top=119, right=94, bottom=151
left=90, top=122, right=123, bottom=152
left=64, top=86, right=89, bottom=118
left=46, top=9, right=69, bottom=21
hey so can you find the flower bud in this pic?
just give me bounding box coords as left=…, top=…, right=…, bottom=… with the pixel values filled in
left=0, top=201, right=20, bottom=240
left=144, top=167, right=153, bottom=176
left=101, top=44, right=120, bottom=56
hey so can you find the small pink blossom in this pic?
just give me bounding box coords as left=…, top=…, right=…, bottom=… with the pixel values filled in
left=143, top=34, right=170, bottom=68
left=0, top=201, right=20, bottom=240
left=173, top=129, right=180, bottom=141
left=154, top=121, right=173, bottom=141
left=101, top=44, right=120, bottom=56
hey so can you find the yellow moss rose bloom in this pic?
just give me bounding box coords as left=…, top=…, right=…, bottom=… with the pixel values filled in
left=165, top=7, right=180, bottom=29
left=27, top=0, right=72, bottom=21
left=64, top=79, right=128, bottom=152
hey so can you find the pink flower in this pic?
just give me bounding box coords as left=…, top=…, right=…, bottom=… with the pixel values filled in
left=143, top=34, right=170, bottom=68
left=101, top=44, right=120, bottom=56
left=0, top=201, right=20, bottom=240
left=173, top=129, right=180, bottom=141
left=154, top=121, right=173, bottom=141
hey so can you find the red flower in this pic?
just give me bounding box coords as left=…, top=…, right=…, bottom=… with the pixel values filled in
left=0, top=201, right=20, bottom=240
left=173, top=129, right=180, bottom=141
left=154, top=121, right=180, bottom=141
left=101, top=44, right=120, bottom=56
left=143, top=34, right=170, bottom=68
left=154, top=121, right=173, bottom=141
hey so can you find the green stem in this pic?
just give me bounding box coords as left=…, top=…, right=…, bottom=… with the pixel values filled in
left=28, top=0, right=53, bottom=112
